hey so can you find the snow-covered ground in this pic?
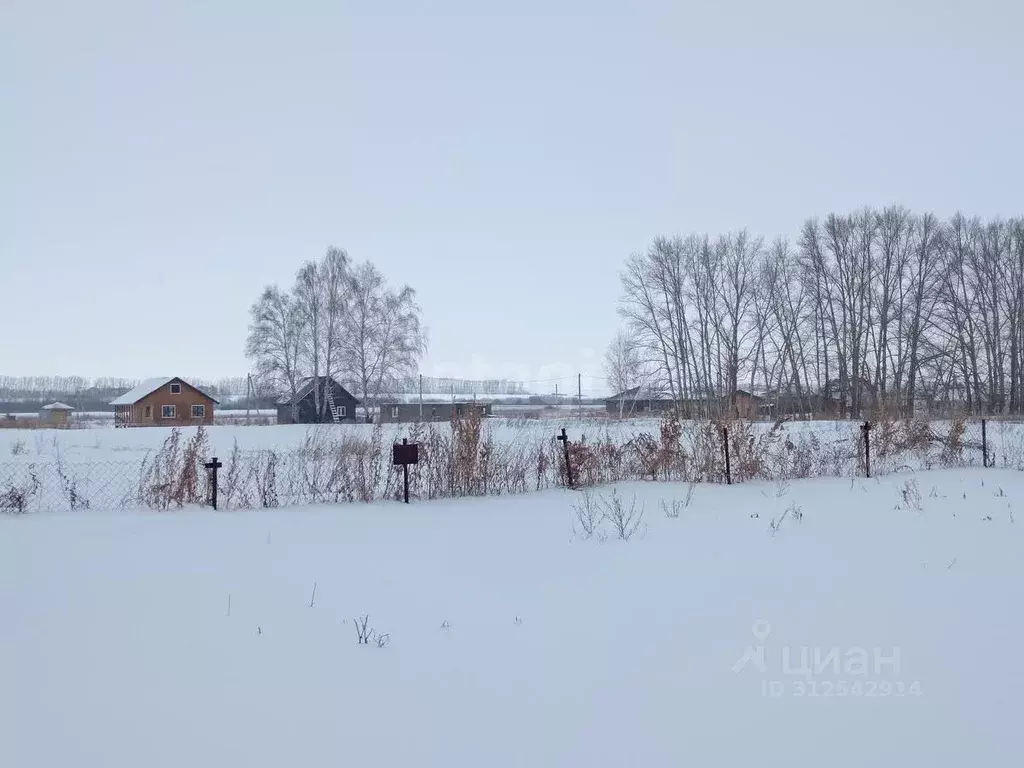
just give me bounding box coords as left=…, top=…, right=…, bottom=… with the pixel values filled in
left=1, top=469, right=1022, bottom=766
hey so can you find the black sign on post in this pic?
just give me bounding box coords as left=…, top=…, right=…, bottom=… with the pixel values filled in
left=204, top=456, right=223, bottom=510
left=392, top=438, right=419, bottom=503
left=557, top=428, right=573, bottom=489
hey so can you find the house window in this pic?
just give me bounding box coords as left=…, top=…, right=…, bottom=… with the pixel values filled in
left=144, top=406, right=152, bottom=418
left=391, top=406, right=399, bottom=418
left=169, top=383, right=181, bottom=394
left=161, top=405, right=176, bottom=419
left=191, top=404, right=205, bottom=419
left=339, top=405, right=347, bottom=418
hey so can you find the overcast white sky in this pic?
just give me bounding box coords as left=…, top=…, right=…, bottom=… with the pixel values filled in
left=3, top=0, right=1021, bottom=393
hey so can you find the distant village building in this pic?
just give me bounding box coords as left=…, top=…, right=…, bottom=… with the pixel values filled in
left=38, top=401, right=74, bottom=427
left=378, top=401, right=492, bottom=424
left=605, top=386, right=765, bottom=419
left=732, top=390, right=764, bottom=419
left=276, top=377, right=359, bottom=424
left=604, top=386, right=679, bottom=417
left=111, top=377, right=218, bottom=427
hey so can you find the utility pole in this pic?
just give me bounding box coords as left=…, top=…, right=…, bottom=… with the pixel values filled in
left=419, top=374, right=423, bottom=420
left=246, top=373, right=253, bottom=424
left=578, top=373, right=582, bottom=420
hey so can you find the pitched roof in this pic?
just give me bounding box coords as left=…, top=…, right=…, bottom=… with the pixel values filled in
left=605, top=385, right=674, bottom=402
left=110, top=377, right=219, bottom=406
left=276, top=376, right=360, bottom=406
left=41, top=401, right=74, bottom=411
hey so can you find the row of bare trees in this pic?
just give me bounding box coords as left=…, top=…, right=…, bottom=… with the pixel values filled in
left=245, top=247, right=426, bottom=415
left=610, top=207, right=1024, bottom=417
left=0, top=377, right=136, bottom=397
left=385, top=375, right=529, bottom=396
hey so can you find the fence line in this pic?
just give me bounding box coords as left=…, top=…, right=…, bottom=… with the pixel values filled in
left=0, top=417, right=1017, bottom=515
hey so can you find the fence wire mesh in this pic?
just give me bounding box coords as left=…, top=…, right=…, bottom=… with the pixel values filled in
left=2, top=417, right=1023, bottom=515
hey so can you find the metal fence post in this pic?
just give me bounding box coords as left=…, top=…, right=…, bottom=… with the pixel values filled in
left=982, top=418, right=988, bottom=467
left=204, top=456, right=222, bottom=510
left=860, top=422, right=872, bottom=478
left=722, top=426, right=732, bottom=485
left=557, top=428, right=573, bottom=489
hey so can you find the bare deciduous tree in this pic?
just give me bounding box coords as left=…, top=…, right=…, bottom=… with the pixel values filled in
left=614, top=209, right=1024, bottom=418
left=245, top=248, right=426, bottom=418
left=245, top=285, right=305, bottom=414
left=604, top=330, right=645, bottom=416
left=341, top=261, right=427, bottom=407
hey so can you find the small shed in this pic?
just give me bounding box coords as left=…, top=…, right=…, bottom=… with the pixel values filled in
left=277, top=377, right=360, bottom=424
left=39, top=401, right=74, bottom=427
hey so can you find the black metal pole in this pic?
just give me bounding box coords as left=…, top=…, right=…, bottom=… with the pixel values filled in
left=205, top=457, right=221, bottom=510
left=723, top=426, right=731, bottom=485
left=558, top=428, right=573, bottom=489
left=402, top=438, right=410, bottom=503
left=982, top=418, right=988, bottom=467
left=861, top=422, right=871, bottom=478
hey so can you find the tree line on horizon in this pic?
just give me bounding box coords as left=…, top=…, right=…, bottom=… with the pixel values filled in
left=606, top=206, right=1024, bottom=417
left=0, top=376, right=253, bottom=400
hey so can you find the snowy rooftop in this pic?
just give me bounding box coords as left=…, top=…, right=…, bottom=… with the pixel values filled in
left=110, top=377, right=219, bottom=406
left=41, top=401, right=74, bottom=411
left=605, top=385, right=673, bottom=402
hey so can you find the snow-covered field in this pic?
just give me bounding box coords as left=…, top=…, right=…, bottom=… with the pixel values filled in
left=2, top=469, right=1022, bottom=766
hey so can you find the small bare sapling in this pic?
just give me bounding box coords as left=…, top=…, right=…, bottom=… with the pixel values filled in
left=354, top=614, right=390, bottom=647
left=600, top=489, right=646, bottom=541
left=900, top=479, right=922, bottom=511
left=355, top=614, right=371, bottom=644
left=769, top=502, right=802, bottom=537
left=571, top=491, right=603, bottom=540
left=661, top=499, right=684, bottom=519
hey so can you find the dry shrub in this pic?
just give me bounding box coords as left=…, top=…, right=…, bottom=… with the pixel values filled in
left=940, top=415, right=967, bottom=466
left=656, top=410, right=685, bottom=479
left=783, top=431, right=821, bottom=478
left=0, top=467, right=41, bottom=514
left=600, top=488, right=645, bottom=541
left=721, top=418, right=787, bottom=481
left=571, top=491, right=604, bottom=539
left=138, top=427, right=210, bottom=510
left=52, top=450, right=90, bottom=510
left=128, top=413, right=993, bottom=512
left=683, top=419, right=726, bottom=482
left=899, top=478, right=923, bottom=510
left=869, top=404, right=935, bottom=461
left=625, top=432, right=660, bottom=480
left=451, top=408, right=485, bottom=495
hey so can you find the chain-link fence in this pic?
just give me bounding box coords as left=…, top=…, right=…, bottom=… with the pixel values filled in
left=3, top=417, right=1023, bottom=515
left=0, top=459, right=149, bottom=514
